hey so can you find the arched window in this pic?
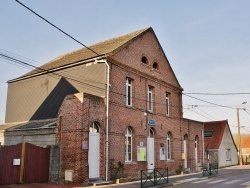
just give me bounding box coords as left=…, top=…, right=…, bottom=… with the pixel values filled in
left=153, top=62, right=159, bottom=69
left=141, top=56, right=148, bottom=64
left=90, top=122, right=100, bottom=132
left=166, top=132, right=172, bottom=160
left=149, top=128, right=154, bottom=138
left=125, top=127, right=132, bottom=162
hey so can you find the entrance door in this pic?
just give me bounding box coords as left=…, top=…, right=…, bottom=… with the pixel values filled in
left=89, top=122, right=100, bottom=178
left=183, top=135, right=187, bottom=169
left=194, top=136, right=198, bottom=166
left=147, top=128, right=154, bottom=172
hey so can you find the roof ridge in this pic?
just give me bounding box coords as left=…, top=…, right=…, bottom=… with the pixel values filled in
left=89, top=27, right=151, bottom=48
left=13, top=27, right=151, bottom=81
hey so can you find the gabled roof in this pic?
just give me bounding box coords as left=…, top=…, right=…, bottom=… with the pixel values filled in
left=204, top=120, right=231, bottom=150
left=13, top=27, right=151, bottom=81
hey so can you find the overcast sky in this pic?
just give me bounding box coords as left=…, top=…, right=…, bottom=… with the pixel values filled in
left=1, top=0, right=250, bottom=134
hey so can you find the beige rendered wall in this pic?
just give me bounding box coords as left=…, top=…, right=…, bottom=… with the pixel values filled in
left=5, top=62, right=106, bottom=123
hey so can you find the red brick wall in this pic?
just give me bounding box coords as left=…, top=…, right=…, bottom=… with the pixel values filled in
left=56, top=29, right=204, bottom=183
left=57, top=94, right=105, bottom=184
left=105, top=30, right=204, bottom=178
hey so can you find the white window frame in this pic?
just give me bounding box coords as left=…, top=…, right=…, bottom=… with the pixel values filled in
left=166, top=132, right=171, bottom=160
left=147, top=86, right=153, bottom=112
left=126, top=78, right=132, bottom=106
left=90, top=122, right=100, bottom=132
left=166, top=93, right=170, bottom=116
left=226, top=149, right=231, bottom=160
left=125, top=127, right=132, bottom=162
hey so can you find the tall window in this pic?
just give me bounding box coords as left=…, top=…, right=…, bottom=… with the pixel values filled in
left=166, top=132, right=171, bottom=160
left=147, top=86, right=154, bottom=112
left=126, top=78, right=132, bottom=106
left=195, top=135, right=198, bottom=164
left=166, top=93, right=170, bottom=116
left=226, top=149, right=231, bottom=160
left=125, top=127, right=132, bottom=162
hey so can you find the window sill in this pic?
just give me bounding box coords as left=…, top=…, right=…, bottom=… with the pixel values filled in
left=125, top=105, right=137, bottom=110
left=125, top=161, right=137, bottom=165
left=147, top=110, right=155, bottom=115
left=226, top=159, right=231, bottom=161
left=167, top=160, right=174, bottom=163
left=151, top=68, right=161, bottom=74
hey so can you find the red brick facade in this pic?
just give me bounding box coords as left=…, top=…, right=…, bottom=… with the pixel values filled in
left=57, top=93, right=106, bottom=184
left=57, top=29, right=204, bottom=184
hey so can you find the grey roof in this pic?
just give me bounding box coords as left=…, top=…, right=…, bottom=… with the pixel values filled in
left=2, top=119, right=56, bottom=131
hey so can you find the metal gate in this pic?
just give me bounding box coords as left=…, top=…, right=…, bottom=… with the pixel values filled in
left=0, top=144, right=22, bottom=185
left=0, top=143, right=50, bottom=185
left=141, top=168, right=168, bottom=188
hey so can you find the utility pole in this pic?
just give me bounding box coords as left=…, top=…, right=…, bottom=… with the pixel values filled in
left=237, top=107, right=242, bottom=165
left=236, top=101, right=247, bottom=166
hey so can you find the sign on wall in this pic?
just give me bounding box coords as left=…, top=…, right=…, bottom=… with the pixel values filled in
left=148, top=119, right=157, bottom=126
left=159, top=147, right=165, bottom=160
left=137, top=147, right=146, bottom=161
left=13, top=159, right=21, bottom=165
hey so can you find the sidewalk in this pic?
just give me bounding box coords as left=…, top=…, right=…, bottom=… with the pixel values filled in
left=1, top=165, right=249, bottom=188
left=92, top=165, right=250, bottom=188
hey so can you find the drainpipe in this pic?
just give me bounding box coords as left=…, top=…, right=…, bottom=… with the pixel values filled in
left=96, top=58, right=110, bottom=181
left=202, top=125, right=204, bottom=163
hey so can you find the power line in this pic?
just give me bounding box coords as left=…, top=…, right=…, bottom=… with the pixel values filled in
left=1, top=51, right=184, bottom=111
left=188, top=108, right=214, bottom=121
left=0, top=53, right=106, bottom=92
left=183, top=93, right=235, bottom=109
left=242, top=127, right=250, bottom=133
left=184, top=92, right=250, bottom=95
left=195, top=107, right=217, bottom=120
left=4, top=50, right=249, bottom=119
left=13, top=1, right=250, bottom=121
left=0, top=48, right=41, bottom=67
left=15, top=0, right=99, bottom=56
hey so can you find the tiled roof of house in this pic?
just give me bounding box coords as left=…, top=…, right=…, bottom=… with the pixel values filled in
left=241, top=136, right=250, bottom=148
left=1, top=119, right=56, bottom=131
left=16, top=27, right=151, bottom=80
left=204, top=120, right=228, bottom=150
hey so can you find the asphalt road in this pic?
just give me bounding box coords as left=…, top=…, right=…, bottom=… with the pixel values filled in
left=173, top=166, right=250, bottom=188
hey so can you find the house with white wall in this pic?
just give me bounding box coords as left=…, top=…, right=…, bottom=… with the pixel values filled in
left=204, top=120, right=238, bottom=167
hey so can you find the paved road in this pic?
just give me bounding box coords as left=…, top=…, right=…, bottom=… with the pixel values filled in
left=173, top=165, right=250, bottom=188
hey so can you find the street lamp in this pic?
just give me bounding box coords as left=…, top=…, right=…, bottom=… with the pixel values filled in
left=237, top=101, right=247, bottom=166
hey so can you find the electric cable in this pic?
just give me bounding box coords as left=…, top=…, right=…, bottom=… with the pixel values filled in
left=15, top=0, right=99, bottom=56
left=12, top=1, right=250, bottom=123
left=184, top=92, right=250, bottom=95
left=183, top=93, right=235, bottom=109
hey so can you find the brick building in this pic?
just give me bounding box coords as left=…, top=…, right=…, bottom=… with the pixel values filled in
left=4, top=27, right=204, bottom=184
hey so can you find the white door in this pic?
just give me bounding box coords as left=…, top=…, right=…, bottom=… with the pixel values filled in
left=183, top=135, right=187, bottom=168
left=147, top=129, right=154, bottom=172
left=89, top=132, right=100, bottom=178
left=195, top=136, right=198, bottom=166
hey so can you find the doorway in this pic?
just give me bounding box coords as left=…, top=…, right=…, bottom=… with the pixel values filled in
left=183, top=134, right=188, bottom=169
left=147, top=128, right=155, bottom=172
left=89, top=122, right=100, bottom=178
